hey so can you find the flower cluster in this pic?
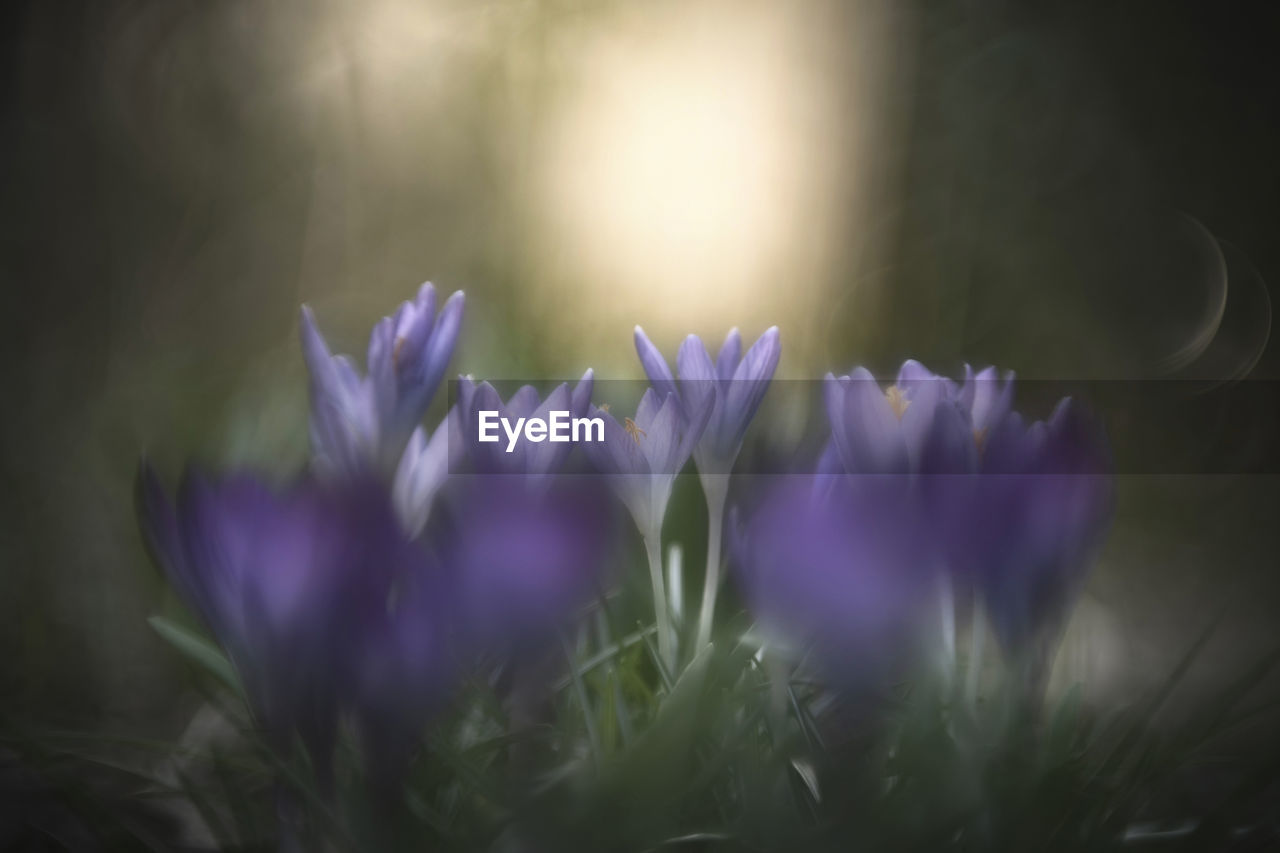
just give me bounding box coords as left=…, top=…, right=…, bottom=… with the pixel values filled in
left=137, top=283, right=1113, bottom=834
left=738, top=362, right=1113, bottom=696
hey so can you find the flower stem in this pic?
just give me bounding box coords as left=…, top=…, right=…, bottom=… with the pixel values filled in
left=644, top=530, right=675, bottom=671
left=695, top=476, right=729, bottom=650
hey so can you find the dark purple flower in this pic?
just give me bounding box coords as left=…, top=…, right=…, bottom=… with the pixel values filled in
left=443, top=479, right=613, bottom=650
left=139, top=471, right=370, bottom=758
left=352, top=548, right=456, bottom=791
left=733, top=476, right=933, bottom=685
left=819, top=360, right=1111, bottom=694
left=580, top=388, right=711, bottom=538
left=634, top=326, right=780, bottom=473
left=936, top=398, right=1113, bottom=659
left=301, top=283, right=464, bottom=477
left=138, top=467, right=454, bottom=781
left=455, top=370, right=594, bottom=477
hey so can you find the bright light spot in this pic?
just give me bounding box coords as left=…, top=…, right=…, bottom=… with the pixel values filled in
left=531, top=1, right=859, bottom=341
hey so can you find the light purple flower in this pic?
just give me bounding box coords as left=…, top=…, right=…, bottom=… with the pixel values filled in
left=455, top=370, right=594, bottom=478
left=301, top=282, right=464, bottom=477
left=634, top=326, right=780, bottom=473
left=821, top=360, right=953, bottom=475
left=580, top=388, right=712, bottom=537
left=957, top=364, right=1016, bottom=440
left=391, top=418, right=457, bottom=538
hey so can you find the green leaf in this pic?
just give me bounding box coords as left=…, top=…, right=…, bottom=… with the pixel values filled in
left=601, top=642, right=716, bottom=801
left=148, top=615, right=242, bottom=695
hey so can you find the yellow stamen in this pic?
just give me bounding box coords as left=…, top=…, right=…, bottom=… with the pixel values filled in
left=885, top=385, right=910, bottom=420
left=624, top=417, right=646, bottom=444
left=973, top=427, right=988, bottom=453
left=598, top=402, right=610, bottom=413
left=392, top=336, right=406, bottom=369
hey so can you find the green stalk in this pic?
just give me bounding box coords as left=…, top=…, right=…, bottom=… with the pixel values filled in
left=644, top=529, right=675, bottom=671
left=695, top=475, right=729, bottom=650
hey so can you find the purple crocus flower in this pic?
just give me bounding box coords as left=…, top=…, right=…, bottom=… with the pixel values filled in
left=956, top=364, right=1016, bottom=443
left=443, top=479, right=613, bottom=649
left=634, top=326, right=780, bottom=473
left=634, top=326, right=781, bottom=648
left=137, top=468, right=415, bottom=776
left=301, top=282, right=464, bottom=477
left=455, top=370, right=594, bottom=478
left=391, top=418, right=458, bottom=539
left=821, top=360, right=956, bottom=475
left=733, top=476, right=933, bottom=686
left=581, top=388, right=710, bottom=666
left=934, top=398, right=1113, bottom=674
left=580, top=388, right=711, bottom=538
left=351, top=546, right=456, bottom=792
left=139, top=466, right=459, bottom=794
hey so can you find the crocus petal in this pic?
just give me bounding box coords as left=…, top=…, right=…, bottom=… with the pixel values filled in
left=392, top=288, right=464, bottom=442
left=299, top=306, right=339, bottom=391
left=411, top=280, right=438, bottom=328
left=467, top=382, right=517, bottom=474
left=895, top=359, right=937, bottom=393
left=677, top=334, right=719, bottom=435
left=677, top=335, right=717, bottom=383
left=506, top=385, right=543, bottom=420
left=982, top=412, right=1036, bottom=475
left=672, top=385, right=714, bottom=469
left=366, top=314, right=399, bottom=429
left=526, top=383, right=573, bottom=476
left=581, top=407, right=652, bottom=530
left=898, top=373, right=943, bottom=468
left=969, top=366, right=1015, bottom=434
left=392, top=423, right=451, bottom=537
left=571, top=368, right=594, bottom=418
left=639, top=393, right=682, bottom=474
left=716, top=328, right=743, bottom=382
left=582, top=406, right=647, bottom=478
left=301, top=308, right=379, bottom=475
left=634, top=387, right=666, bottom=432
left=634, top=326, right=679, bottom=400
left=722, top=326, right=780, bottom=446
left=837, top=368, right=909, bottom=474
left=957, top=364, right=977, bottom=414
left=918, top=399, right=978, bottom=476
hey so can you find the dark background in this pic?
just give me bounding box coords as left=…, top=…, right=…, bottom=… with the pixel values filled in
left=1, top=0, right=1277, bottom=747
